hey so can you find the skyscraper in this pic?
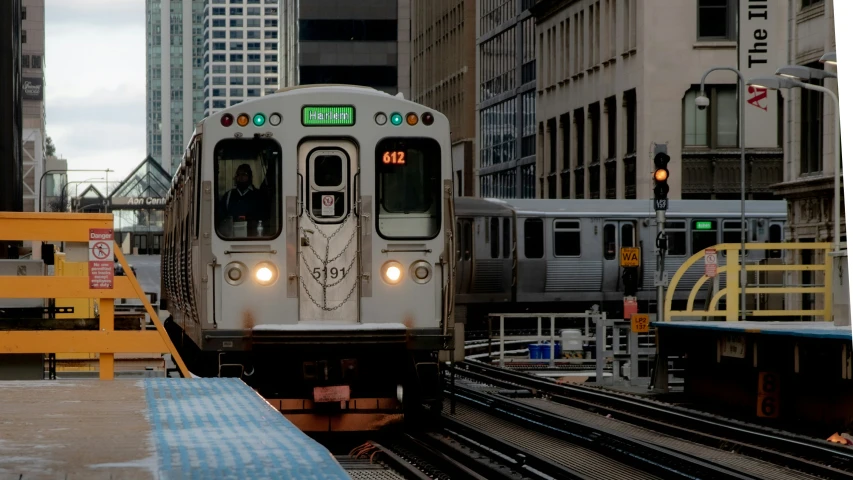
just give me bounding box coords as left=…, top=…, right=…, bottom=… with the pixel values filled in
left=202, top=0, right=282, bottom=118
left=145, top=0, right=205, bottom=175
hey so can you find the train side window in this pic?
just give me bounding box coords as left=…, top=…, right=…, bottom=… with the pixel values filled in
left=502, top=218, right=510, bottom=258
left=691, top=220, right=718, bottom=254
left=554, top=220, right=580, bottom=257
left=490, top=217, right=500, bottom=258
left=665, top=221, right=687, bottom=256
left=603, top=224, right=616, bottom=260
left=464, top=221, right=472, bottom=261
left=621, top=224, right=635, bottom=248
left=767, top=224, right=782, bottom=258
left=456, top=221, right=462, bottom=260
left=524, top=218, right=544, bottom=259
left=721, top=220, right=746, bottom=257
left=213, top=138, right=282, bottom=241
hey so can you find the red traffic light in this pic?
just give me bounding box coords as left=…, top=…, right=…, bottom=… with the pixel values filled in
left=221, top=114, right=234, bottom=127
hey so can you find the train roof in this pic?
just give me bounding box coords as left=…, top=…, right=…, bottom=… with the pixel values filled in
left=455, top=197, right=787, bottom=218
left=453, top=197, right=515, bottom=216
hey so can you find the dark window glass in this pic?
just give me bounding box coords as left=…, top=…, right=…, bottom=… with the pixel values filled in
left=213, top=138, right=281, bottom=240
left=375, top=137, right=442, bottom=239
left=524, top=219, right=544, bottom=258
left=299, top=20, right=398, bottom=42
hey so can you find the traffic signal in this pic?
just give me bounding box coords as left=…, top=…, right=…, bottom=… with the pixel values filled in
left=653, top=152, right=670, bottom=201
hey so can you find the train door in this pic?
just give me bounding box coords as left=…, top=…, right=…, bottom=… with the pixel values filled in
left=296, top=139, right=360, bottom=324
left=455, top=218, right=473, bottom=294
left=602, top=220, right=637, bottom=293
left=133, top=234, right=148, bottom=255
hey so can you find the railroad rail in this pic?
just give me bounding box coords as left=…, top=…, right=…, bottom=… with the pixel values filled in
left=447, top=380, right=763, bottom=480
left=452, top=359, right=853, bottom=479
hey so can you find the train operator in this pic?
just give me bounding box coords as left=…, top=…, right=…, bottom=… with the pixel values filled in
left=218, top=163, right=267, bottom=236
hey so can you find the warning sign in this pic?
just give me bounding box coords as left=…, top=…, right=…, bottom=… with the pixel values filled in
left=321, top=194, right=335, bottom=216
left=88, top=228, right=114, bottom=289
left=704, top=248, right=718, bottom=278
left=623, top=296, right=638, bottom=320
left=620, top=247, right=640, bottom=267
left=631, top=313, right=650, bottom=333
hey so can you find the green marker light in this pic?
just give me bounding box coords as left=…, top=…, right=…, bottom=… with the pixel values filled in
left=253, top=113, right=266, bottom=127
left=390, top=112, right=403, bottom=126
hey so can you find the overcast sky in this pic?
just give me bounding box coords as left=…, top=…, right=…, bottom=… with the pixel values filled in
left=45, top=0, right=146, bottom=191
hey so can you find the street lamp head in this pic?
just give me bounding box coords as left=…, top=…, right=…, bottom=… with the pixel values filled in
left=694, top=94, right=710, bottom=111
left=820, top=52, right=837, bottom=65
left=746, top=75, right=801, bottom=90
left=775, top=65, right=837, bottom=81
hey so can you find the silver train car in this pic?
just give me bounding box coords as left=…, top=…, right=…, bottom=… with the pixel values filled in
left=453, top=197, right=787, bottom=326
left=160, top=85, right=456, bottom=430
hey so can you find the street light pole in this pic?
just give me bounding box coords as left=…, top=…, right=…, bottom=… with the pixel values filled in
left=747, top=74, right=842, bottom=254
left=698, top=67, right=747, bottom=321
left=38, top=168, right=114, bottom=212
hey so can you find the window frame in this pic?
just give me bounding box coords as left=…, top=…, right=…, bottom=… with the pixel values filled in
left=683, top=85, right=740, bottom=149
left=696, top=0, right=737, bottom=41
left=212, top=138, right=283, bottom=242
left=553, top=219, right=581, bottom=257
left=374, top=137, right=443, bottom=241
left=664, top=220, right=687, bottom=256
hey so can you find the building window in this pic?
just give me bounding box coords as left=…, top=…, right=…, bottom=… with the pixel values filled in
left=31, top=55, right=41, bottom=68
left=230, top=31, right=243, bottom=39
left=230, top=19, right=243, bottom=27
left=683, top=85, right=738, bottom=148
left=624, top=89, right=637, bottom=155
left=21, top=6, right=26, bottom=20
left=801, top=0, right=823, bottom=8
left=22, top=55, right=29, bottom=68
left=22, top=30, right=26, bottom=44
left=801, top=75, right=823, bottom=175
left=697, top=0, right=736, bottom=41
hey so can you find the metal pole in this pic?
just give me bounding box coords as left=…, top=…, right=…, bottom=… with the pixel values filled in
left=657, top=209, right=665, bottom=322
left=739, top=75, right=747, bottom=321
left=699, top=66, right=748, bottom=321
left=796, top=82, right=841, bottom=253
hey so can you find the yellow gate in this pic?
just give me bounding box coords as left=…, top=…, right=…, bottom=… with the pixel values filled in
left=0, top=212, right=190, bottom=379
left=664, top=242, right=833, bottom=322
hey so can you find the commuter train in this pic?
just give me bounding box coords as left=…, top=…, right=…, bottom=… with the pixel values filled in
left=452, top=197, right=788, bottom=328
left=160, top=85, right=456, bottom=430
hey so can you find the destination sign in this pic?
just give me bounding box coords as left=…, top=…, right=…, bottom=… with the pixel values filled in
left=302, top=106, right=355, bottom=126
left=695, top=221, right=713, bottom=231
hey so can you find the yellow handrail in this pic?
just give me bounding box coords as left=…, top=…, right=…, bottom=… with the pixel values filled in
left=664, top=242, right=833, bottom=322
left=0, top=212, right=190, bottom=379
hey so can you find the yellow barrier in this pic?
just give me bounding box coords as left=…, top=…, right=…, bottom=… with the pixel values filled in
left=664, top=242, right=833, bottom=322
left=0, top=212, right=190, bottom=379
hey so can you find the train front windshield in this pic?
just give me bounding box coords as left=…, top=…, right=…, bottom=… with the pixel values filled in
left=213, top=138, right=283, bottom=241
left=375, top=137, right=442, bottom=240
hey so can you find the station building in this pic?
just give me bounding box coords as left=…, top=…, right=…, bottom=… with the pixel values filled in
left=71, top=156, right=170, bottom=256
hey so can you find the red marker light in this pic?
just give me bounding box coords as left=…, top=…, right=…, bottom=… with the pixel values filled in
left=221, top=114, right=234, bottom=127
left=421, top=112, right=434, bottom=126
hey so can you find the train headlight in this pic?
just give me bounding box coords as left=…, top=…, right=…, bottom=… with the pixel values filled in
left=253, top=262, right=278, bottom=286
left=224, top=262, right=249, bottom=286
left=409, top=260, right=432, bottom=284
left=381, top=261, right=404, bottom=285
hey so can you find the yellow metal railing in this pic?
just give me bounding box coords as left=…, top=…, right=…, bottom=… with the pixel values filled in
left=665, top=242, right=833, bottom=322
left=0, top=212, right=190, bottom=379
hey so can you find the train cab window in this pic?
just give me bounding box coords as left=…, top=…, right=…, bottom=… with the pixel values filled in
left=621, top=224, right=635, bottom=247
left=691, top=220, right=718, bottom=254
left=524, top=218, right=544, bottom=258
left=213, top=138, right=282, bottom=240
left=502, top=218, right=511, bottom=258
left=721, top=220, right=746, bottom=257
left=375, top=137, right=442, bottom=239
left=490, top=217, right=500, bottom=258
left=665, top=221, right=687, bottom=256
left=554, top=220, right=581, bottom=257
left=603, top=224, right=616, bottom=260
left=767, top=223, right=783, bottom=258
left=307, top=149, right=349, bottom=221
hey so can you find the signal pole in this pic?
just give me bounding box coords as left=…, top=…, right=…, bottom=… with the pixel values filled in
left=652, top=144, right=670, bottom=322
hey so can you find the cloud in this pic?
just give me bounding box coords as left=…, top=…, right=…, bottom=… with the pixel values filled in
left=44, top=0, right=148, bottom=183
